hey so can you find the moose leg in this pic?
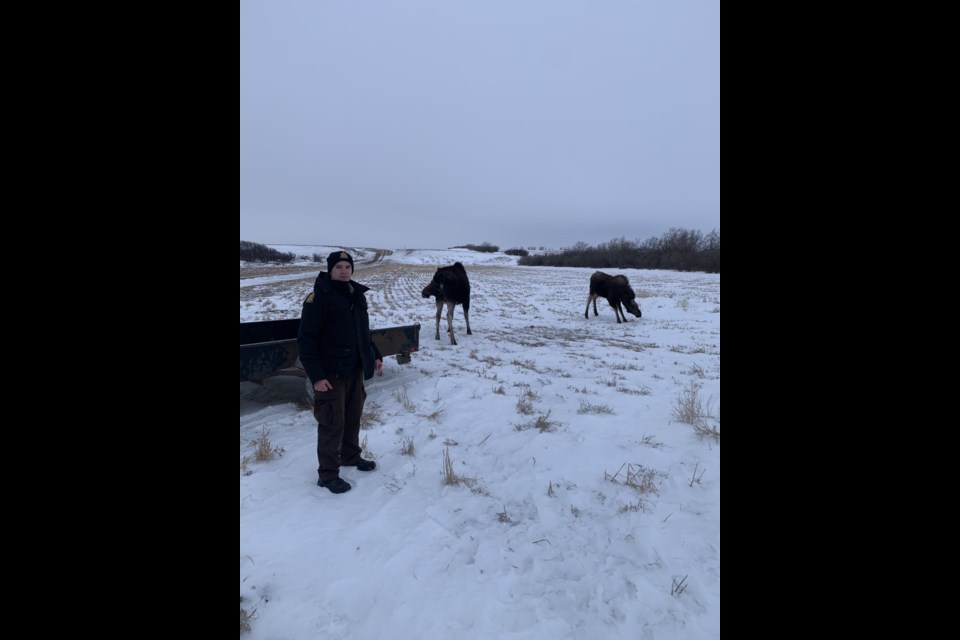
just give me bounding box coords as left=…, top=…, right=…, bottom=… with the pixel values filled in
left=463, top=305, right=472, bottom=335
left=611, top=299, right=624, bottom=323
left=585, top=294, right=598, bottom=319
left=446, top=301, right=457, bottom=345
left=434, top=300, right=443, bottom=340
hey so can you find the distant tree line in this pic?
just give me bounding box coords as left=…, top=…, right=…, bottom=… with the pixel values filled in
left=518, top=228, right=720, bottom=273
left=504, top=248, right=529, bottom=257
left=240, top=240, right=296, bottom=264
left=455, top=242, right=500, bottom=253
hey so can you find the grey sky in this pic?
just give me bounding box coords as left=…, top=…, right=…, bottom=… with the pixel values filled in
left=240, top=0, right=719, bottom=250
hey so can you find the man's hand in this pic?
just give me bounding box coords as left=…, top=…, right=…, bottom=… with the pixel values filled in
left=375, top=359, right=383, bottom=376
left=314, top=379, right=333, bottom=392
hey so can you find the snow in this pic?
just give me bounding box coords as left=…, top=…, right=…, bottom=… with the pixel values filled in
left=240, top=248, right=720, bottom=639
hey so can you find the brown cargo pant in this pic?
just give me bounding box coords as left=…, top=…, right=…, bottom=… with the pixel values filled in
left=313, top=368, right=367, bottom=482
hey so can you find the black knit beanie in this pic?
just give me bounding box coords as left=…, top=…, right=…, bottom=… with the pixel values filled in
left=326, top=250, right=354, bottom=273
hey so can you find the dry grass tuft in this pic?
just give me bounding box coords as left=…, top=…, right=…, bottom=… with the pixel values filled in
left=511, top=358, right=540, bottom=372
left=605, top=463, right=667, bottom=494
left=360, top=401, right=383, bottom=429
left=640, top=434, right=663, bottom=449
left=671, top=575, right=689, bottom=597
left=516, top=397, right=535, bottom=415
left=672, top=380, right=708, bottom=424
left=360, top=435, right=374, bottom=460
left=420, top=405, right=446, bottom=422
left=400, top=436, right=416, bottom=456
left=693, top=422, right=721, bottom=442
left=240, top=602, right=256, bottom=635
left=577, top=401, right=614, bottom=415
left=515, top=410, right=559, bottom=433
left=618, top=497, right=652, bottom=513
left=688, top=461, right=706, bottom=487
left=673, top=381, right=720, bottom=441
left=601, top=374, right=621, bottom=387
left=393, top=386, right=416, bottom=412
left=442, top=447, right=456, bottom=484
left=442, top=447, right=475, bottom=486
left=469, top=350, right=503, bottom=367
left=245, top=428, right=285, bottom=466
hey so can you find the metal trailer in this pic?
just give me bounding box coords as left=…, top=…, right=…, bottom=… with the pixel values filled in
left=240, top=319, right=420, bottom=397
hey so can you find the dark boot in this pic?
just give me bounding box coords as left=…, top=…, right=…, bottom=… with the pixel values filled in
left=318, top=477, right=352, bottom=493
left=342, top=457, right=377, bottom=472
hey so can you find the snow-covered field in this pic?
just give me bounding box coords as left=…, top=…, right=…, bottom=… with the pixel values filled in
left=240, top=247, right=720, bottom=639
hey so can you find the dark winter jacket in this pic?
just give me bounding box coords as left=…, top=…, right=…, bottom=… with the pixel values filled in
left=298, top=272, right=382, bottom=383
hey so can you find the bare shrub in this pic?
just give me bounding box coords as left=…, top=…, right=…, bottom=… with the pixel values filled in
left=493, top=384, right=506, bottom=395
left=400, top=436, right=415, bottom=456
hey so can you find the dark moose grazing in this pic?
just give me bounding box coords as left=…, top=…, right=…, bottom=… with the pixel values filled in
left=421, top=262, right=472, bottom=345
left=585, top=271, right=642, bottom=323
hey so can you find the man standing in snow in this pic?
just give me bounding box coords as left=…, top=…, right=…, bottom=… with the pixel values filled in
left=298, top=250, right=383, bottom=494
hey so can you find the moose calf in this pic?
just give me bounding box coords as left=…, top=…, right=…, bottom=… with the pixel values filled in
left=422, top=262, right=472, bottom=345
left=585, top=271, right=642, bottom=323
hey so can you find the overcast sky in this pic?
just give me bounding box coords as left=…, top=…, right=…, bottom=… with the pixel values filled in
left=240, top=0, right=720, bottom=250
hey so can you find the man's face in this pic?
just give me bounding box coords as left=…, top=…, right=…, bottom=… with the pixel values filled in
left=331, top=261, right=353, bottom=281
